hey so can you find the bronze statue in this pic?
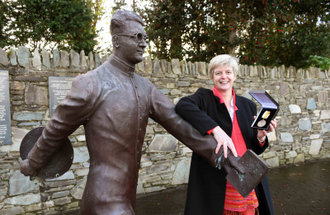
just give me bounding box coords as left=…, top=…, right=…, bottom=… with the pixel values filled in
left=20, top=10, right=241, bottom=214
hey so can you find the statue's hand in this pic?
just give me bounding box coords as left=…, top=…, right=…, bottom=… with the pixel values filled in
left=215, top=146, right=245, bottom=174
left=224, top=153, right=245, bottom=174
left=20, top=159, right=37, bottom=177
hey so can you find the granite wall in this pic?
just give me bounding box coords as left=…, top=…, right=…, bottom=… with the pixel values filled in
left=0, top=46, right=330, bottom=214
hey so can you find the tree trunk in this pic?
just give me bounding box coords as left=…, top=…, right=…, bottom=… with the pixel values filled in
left=132, top=0, right=136, bottom=12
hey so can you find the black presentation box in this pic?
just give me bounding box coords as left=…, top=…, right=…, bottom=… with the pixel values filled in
left=249, top=90, right=279, bottom=130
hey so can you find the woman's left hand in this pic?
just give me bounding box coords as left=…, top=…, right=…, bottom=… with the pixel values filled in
left=255, top=116, right=277, bottom=142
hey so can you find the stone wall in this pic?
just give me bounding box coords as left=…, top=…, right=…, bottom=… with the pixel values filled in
left=0, top=46, right=330, bottom=214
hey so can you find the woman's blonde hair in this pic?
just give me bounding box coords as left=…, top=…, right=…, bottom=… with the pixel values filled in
left=208, top=54, right=239, bottom=81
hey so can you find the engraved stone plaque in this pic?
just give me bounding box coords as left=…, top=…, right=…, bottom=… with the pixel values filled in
left=49, top=77, right=74, bottom=117
left=0, top=70, right=11, bottom=145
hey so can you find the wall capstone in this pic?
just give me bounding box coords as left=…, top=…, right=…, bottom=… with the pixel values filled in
left=42, top=48, right=51, bottom=68
left=17, top=46, right=30, bottom=68
left=32, top=49, right=41, bottom=69
left=10, top=48, right=18, bottom=66
left=0, top=48, right=9, bottom=66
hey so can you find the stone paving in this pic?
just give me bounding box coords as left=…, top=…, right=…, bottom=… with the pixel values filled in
left=268, top=159, right=330, bottom=215
left=135, top=159, right=330, bottom=215
left=64, top=159, right=330, bottom=215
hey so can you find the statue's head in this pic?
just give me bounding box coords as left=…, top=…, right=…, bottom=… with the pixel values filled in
left=110, top=10, right=148, bottom=66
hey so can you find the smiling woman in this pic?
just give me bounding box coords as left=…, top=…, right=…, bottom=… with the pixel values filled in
left=175, top=54, right=276, bottom=215
left=213, top=65, right=237, bottom=97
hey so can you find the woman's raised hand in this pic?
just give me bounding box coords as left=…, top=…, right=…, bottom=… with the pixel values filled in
left=254, top=116, right=277, bottom=142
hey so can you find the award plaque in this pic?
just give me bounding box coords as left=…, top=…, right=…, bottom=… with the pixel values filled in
left=49, top=77, right=74, bottom=117
left=249, top=90, right=279, bottom=130
left=0, top=71, right=11, bottom=145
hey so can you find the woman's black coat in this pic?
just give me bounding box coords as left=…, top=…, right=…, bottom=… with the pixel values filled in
left=175, top=88, right=275, bottom=215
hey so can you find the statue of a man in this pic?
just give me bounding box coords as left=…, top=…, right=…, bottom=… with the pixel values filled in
left=20, top=10, right=234, bottom=214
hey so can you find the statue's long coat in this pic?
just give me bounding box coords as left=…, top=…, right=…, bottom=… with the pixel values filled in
left=28, top=56, right=221, bottom=214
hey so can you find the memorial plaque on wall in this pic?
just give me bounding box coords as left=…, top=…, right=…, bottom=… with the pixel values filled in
left=0, top=70, right=11, bottom=145
left=49, top=77, right=74, bottom=117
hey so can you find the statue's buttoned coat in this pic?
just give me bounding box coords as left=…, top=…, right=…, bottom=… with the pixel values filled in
left=28, top=56, right=221, bottom=214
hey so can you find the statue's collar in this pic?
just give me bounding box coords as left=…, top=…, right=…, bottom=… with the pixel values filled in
left=108, top=55, right=136, bottom=76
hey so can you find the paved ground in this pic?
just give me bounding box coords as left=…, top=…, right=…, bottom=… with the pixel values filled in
left=135, top=159, right=330, bottom=215
left=66, top=159, right=330, bottom=214
left=268, top=159, right=330, bottom=215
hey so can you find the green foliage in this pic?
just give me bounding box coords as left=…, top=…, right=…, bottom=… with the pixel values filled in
left=1, top=0, right=103, bottom=53
left=307, top=56, right=330, bottom=70
left=112, top=0, right=127, bottom=14
left=238, top=0, right=330, bottom=69
left=0, top=0, right=10, bottom=48
left=138, top=0, right=330, bottom=68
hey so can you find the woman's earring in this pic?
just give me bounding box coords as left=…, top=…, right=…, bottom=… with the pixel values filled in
left=115, top=44, right=119, bottom=48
